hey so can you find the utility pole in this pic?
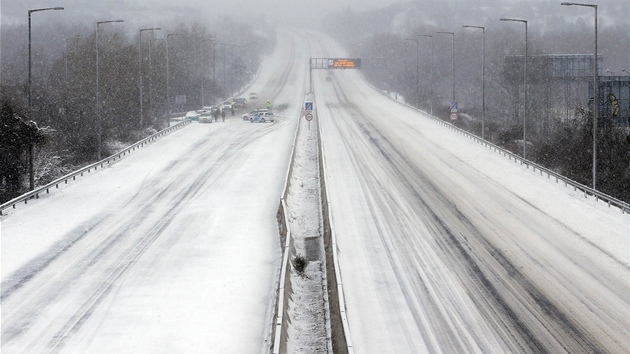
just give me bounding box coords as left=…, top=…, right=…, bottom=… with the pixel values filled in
left=463, top=25, right=486, bottom=139
left=561, top=2, right=599, bottom=190
left=501, top=18, right=528, bottom=159
left=28, top=6, right=64, bottom=190
left=138, top=27, right=161, bottom=128
left=419, top=34, right=434, bottom=116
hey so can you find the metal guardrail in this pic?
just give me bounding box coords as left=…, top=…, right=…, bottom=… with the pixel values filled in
left=432, top=121, right=630, bottom=214
left=0, top=119, right=192, bottom=216
left=363, top=77, right=630, bottom=215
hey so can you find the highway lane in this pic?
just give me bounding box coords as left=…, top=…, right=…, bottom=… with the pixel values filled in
left=3, top=28, right=628, bottom=354
left=313, top=35, right=629, bottom=353
left=1, top=31, right=308, bottom=353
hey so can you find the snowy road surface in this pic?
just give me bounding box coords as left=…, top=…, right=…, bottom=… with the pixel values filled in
left=312, top=34, right=630, bottom=353
left=2, top=31, right=307, bottom=353
left=2, top=29, right=629, bottom=354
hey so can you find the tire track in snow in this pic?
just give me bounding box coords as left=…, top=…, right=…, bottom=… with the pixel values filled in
left=1, top=124, right=284, bottom=352
left=320, top=77, right=608, bottom=353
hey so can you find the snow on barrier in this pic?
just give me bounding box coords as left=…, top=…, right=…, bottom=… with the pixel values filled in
left=362, top=75, right=629, bottom=214
left=271, top=94, right=354, bottom=353
left=0, top=120, right=192, bottom=216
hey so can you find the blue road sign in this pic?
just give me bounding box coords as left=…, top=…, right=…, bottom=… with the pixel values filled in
left=305, top=101, right=313, bottom=110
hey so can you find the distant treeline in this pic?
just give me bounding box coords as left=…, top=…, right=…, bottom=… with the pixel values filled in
left=0, top=17, right=274, bottom=202
left=322, top=2, right=630, bottom=202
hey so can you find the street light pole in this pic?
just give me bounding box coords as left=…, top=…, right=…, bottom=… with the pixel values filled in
left=29, top=7, right=64, bottom=110
left=138, top=27, right=161, bottom=128
left=65, top=37, right=81, bottom=90
left=218, top=42, right=238, bottom=98
left=501, top=18, right=528, bottom=159
left=386, top=41, right=406, bottom=97
left=420, top=34, right=434, bottom=116
left=199, top=38, right=216, bottom=107
left=463, top=25, right=486, bottom=139
left=166, top=33, right=184, bottom=127
left=405, top=37, right=419, bottom=107
left=151, top=38, right=165, bottom=122
left=437, top=32, right=456, bottom=109
left=561, top=2, right=598, bottom=190
left=212, top=34, right=217, bottom=82
left=96, top=19, right=124, bottom=160
left=28, top=6, right=64, bottom=190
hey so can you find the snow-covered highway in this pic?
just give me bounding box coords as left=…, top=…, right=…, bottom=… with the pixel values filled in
left=1, top=31, right=308, bottom=353
left=2, top=29, right=629, bottom=354
left=312, top=34, right=629, bottom=353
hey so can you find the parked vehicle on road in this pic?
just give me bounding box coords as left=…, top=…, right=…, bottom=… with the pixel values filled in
left=250, top=111, right=275, bottom=123
left=199, top=111, right=213, bottom=123
left=221, top=102, right=233, bottom=112
left=197, top=106, right=213, bottom=113
left=233, top=97, right=248, bottom=108
left=249, top=92, right=258, bottom=100
left=242, top=108, right=268, bottom=120
left=185, top=111, right=200, bottom=121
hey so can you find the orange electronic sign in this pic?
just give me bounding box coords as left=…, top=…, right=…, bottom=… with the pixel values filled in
left=328, top=58, right=361, bottom=69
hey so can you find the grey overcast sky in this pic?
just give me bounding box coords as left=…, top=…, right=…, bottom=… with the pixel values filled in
left=1, top=0, right=625, bottom=33
left=0, top=0, right=403, bottom=27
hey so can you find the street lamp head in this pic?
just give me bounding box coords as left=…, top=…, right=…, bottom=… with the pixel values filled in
left=561, top=2, right=597, bottom=8
left=500, top=18, right=527, bottom=23
left=29, top=7, right=65, bottom=14
left=98, top=19, right=124, bottom=25
left=463, top=25, right=485, bottom=30
left=436, top=31, right=454, bottom=35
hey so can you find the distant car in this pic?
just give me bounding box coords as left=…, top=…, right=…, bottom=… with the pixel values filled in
left=233, top=97, right=248, bottom=108
left=221, top=103, right=233, bottom=112
left=185, top=111, right=200, bottom=121
left=250, top=111, right=275, bottom=123
left=199, top=111, right=213, bottom=123
left=249, top=92, right=258, bottom=100
left=242, top=108, right=268, bottom=120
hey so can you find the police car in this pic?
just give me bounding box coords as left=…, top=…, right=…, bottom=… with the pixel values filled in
left=250, top=111, right=275, bottom=123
